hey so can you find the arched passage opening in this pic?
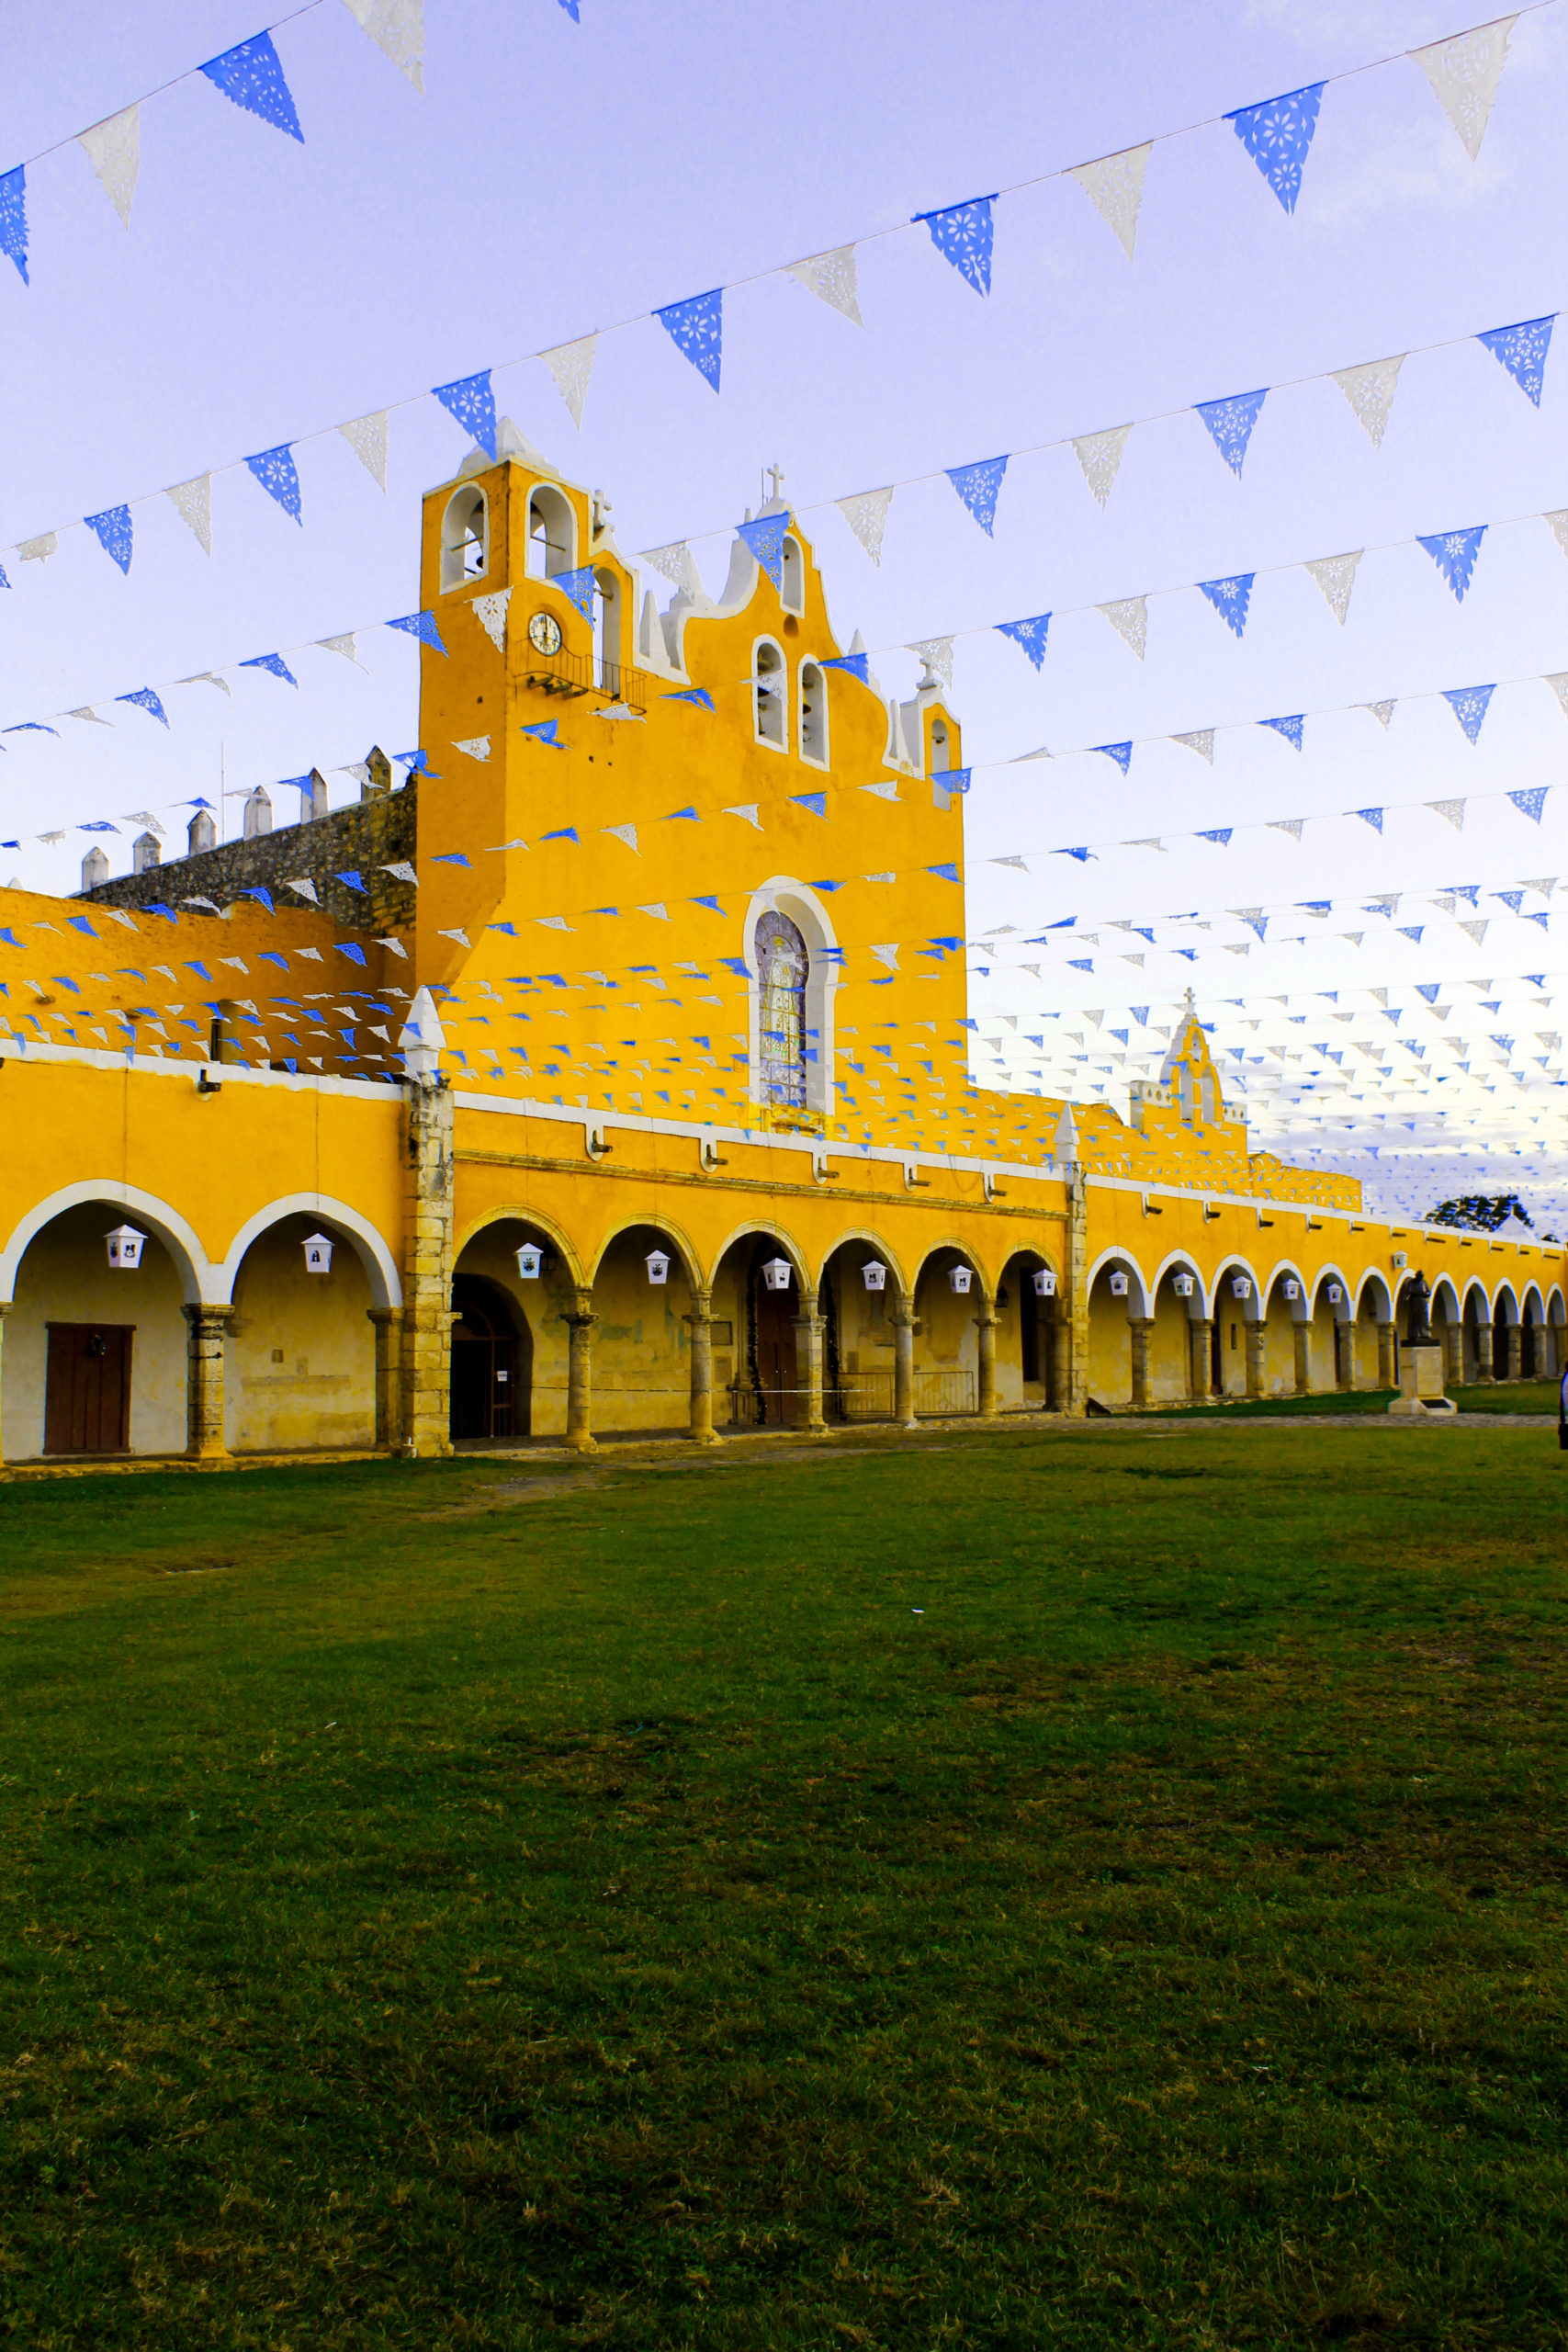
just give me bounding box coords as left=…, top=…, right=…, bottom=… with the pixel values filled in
left=225, top=1212, right=377, bottom=1453
left=998, top=1246, right=1060, bottom=1411
left=1147, top=1260, right=1204, bottom=1405
left=452, top=1216, right=573, bottom=1441
left=1492, top=1287, right=1518, bottom=1382
left=912, top=1245, right=984, bottom=1419
left=1086, top=1253, right=1146, bottom=1409
left=450, top=1274, right=531, bottom=1444
left=1461, top=1284, right=1492, bottom=1383
left=816, top=1236, right=906, bottom=1423
left=4, top=1201, right=195, bottom=1460
left=588, top=1223, right=696, bottom=1437
left=707, top=1229, right=809, bottom=1430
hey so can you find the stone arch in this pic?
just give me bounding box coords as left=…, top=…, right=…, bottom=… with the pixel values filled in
left=910, top=1238, right=988, bottom=1419
left=912, top=1235, right=997, bottom=1306
left=588, top=1216, right=704, bottom=1295
left=1149, top=1250, right=1208, bottom=1317
left=217, top=1194, right=401, bottom=1309
left=997, top=1240, right=1063, bottom=1408
left=1428, top=1273, right=1461, bottom=1323
left=1265, top=1261, right=1311, bottom=1319
left=1210, top=1256, right=1262, bottom=1318
left=0, top=1181, right=211, bottom=1306
left=707, top=1222, right=815, bottom=1433
left=1085, top=1245, right=1152, bottom=1317
left=452, top=1208, right=589, bottom=1446
left=454, top=1203, right=587, bottom=1292
left=440, top=482, right=488, bottom=593
left=525, top=481, right=577, bottom=579
left=705, top=1216, right=811, bottom=1297
left=1490, top=1281, right=1520, bottom=1327
left=809, top=1227, right=909, bottom=1302
left=1144, top=1252, right=1207, bottom=1405
left=752, top=635, right=786, bottom=748
left=1353, top=1271, right=1393, bottom=1320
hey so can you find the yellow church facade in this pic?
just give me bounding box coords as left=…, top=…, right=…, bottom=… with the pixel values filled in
left=0, top=435, right=1560, bottom=1466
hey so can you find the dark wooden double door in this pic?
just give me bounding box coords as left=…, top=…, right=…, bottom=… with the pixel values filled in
left=45, top=1324, right=133, bottom=1454
left=450, top=1275, right=533, bottom=1442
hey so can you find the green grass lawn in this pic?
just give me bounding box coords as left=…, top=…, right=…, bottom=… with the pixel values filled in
left=1140, top=1381, right=1562, bottom=1420
left=3, top=1422, right=1566, bottom=2350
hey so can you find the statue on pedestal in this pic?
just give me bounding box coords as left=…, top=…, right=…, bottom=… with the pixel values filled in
left=1404, top=1270, right=1433, bottom=1347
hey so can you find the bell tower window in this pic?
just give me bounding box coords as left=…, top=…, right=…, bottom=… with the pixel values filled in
left=781, top=535, right=805, bottom=615
left=799, top=662, right=828, bottom=766
left=526, top=484, right=576, bottom=579
left=756, top=912, right=808, bottom=1108
left=754, top=639, right=785, bottom=748
left=440, top=485, right=488, bottom=592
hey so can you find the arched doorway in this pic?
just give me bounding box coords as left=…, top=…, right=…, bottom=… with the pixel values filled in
left=450, top=1273, right=530, bottom=1442
left=753, top=1251, right=799, bottom=1425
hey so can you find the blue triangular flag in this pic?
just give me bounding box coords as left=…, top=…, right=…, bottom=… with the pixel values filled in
left=85, top=505, right=132, bottom=575
left=662, top=686, right=714, bottom=709
left=540, top=824, right=580, bottom=842
left=1224, top=84, right=1325, bottom=212
left=691, top=896, right=724, bottom=913
left=521, top=719, right=565, bottom=747
left=335, top=942, right=367, bottom=965
left=1260, top=714, right=1304, bottom=750
left=791, top=791, right=828, bottom=819
left=820, top=653, right=870, bottom=684
left=432, top=371, right=496, bottom=458
left=1495, top=890, right=1525, bottom=913
left=1198, top=573, right=1256, bottom=636
left=242, top=886, right=275, bottom=911
left=395, top=750, right=430, bottom=775
left=77, top=822, right=117, bottom=835
left=1476, top=315, right=1555, bottom=407
left=117, top=688, right=168, bottom=727
left=946, top=456, right=1008, bottom=536
left=663, top=807, right=700, bottom=821
left=1416, top=983, right=1441, bottom=1002
left=1067, top=957, right=1093, bottom=969
left=334, top=870, right=367, bottom=891
left=911, top=196, right=997, bottom=294
left=1093, top=741, right=1133, bottom=774
left=240, top=653, right=298, bottom=687
left=558, top=0, right=581, bottom=17
left=1196, top=828, right=1233, bottom=844
left=1195, top=390, right=1268, bottom=477
left=1353, top=808, right=1385, bottom=832
left=942, top=768, right=972, bottom=795
left=928, top=863, right=962, bottom=883
left=387, top=610, right=449, bottom=655
left=655, top=289, right=723, bottom=390
left=1055, top=848, right=1095, bottom=864
left=430, top=853, right=470, bottom=867
left=550, top=565, right=597, bottom=622
left=738, top=513, right=788, bottom=587
left=996, top=614, right=1051, bottom=670
left=3, top=721, right=56, bottom=736
left=0, top=167, right=27, bottom=284
left=1418, top=526, right=1485, bottom=601
left=1509, top=786, right=1549, bottom=823
left=245, top=445, right=301, bottom=524
left=200, top=32, right=303, bottom=141
left=1443, top=684, right=1495, bottom=743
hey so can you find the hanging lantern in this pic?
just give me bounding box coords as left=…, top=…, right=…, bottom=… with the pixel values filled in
left=1282, top=1278, right=1301, bottom=1301
left=1231, top=1275, right=1252, bottom=1300
left=761, top=1257, right=793, bottom=1293
left=1108, top=1271, right=1129, bottom=1297
left=949, top=1265, right=973, bottom=1295
left=515, top=1241, right=543, bottom=1281
left=1392, top=1250, right=1408, bottom=1270
left=1033, top=1267, right=1056, bottom=1298
left=1173, top=1273, right=1194, bottom=1298
left=301, top=1233, right=334, bottom=1274
left=105, top=1224, right=145, bottom=1271
left=645, top=1250, right=671, bottom=1285
left=1327, top=1283, right=1344, bottom=1306
left=862, top=1261, right=886, bottom=1292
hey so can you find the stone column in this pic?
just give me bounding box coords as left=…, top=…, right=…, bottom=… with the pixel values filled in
left=400, top=1076, right=457, bottom=1457
left=184, top=1306, right=233, bottom=1462
left=791, top=1310, right=829, bottom=1434
left=893, top=1304, right=918, bottom=1427
left=1047, top=1311, right=1070, bottom=1414
left=976, top=1303, right=999, bottom=1418
left=1066, top=1170, right=1089, bottom=1416
left=1377, top=1320, right=1396, bottom=1390
left=564, top=1289, right=597, bottom=1453
left=1189, top=1317, right=1213, bottom=1401
left=1244, top=1318, right=1267, bottom=1399
left=1472, top=1320, right=1495, bottom=1383
left=1443, top=1318, right=1464, bottom=1386
left=686, top=1290, right=720, bottom=1445
left=1506, top=1323, right=1523, bottom=1383
left=1335, top=1318, right=1354, bottom=1392
left=367, top=1307, right=403, bottom=1449
left=1292, top=1321, right=1312, bottom=1396
left=1128, top=1316, right=1155, bottom=1408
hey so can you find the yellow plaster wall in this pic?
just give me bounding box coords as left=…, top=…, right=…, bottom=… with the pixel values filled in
left=226, top=1219, right=377, bottom=1453
left=1087, top=1279, right=1133, bottom=1404
left=1150, top=1286, right=1191, bottom=1402
left=5, top=1207, right=187, bottom=1457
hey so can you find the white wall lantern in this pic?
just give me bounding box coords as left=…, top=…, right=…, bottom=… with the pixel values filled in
left=515, top=1241, right=543, bottom=1281
left=1327, top=1283, right=1344, bottom=1306
left=950, top=1265, right=973, bottom=1295
left=1108, top=1271, right=1129, bottom=1297
left=1033, top=1268, right=1056, bottom=1298
left=1392, top=1250, right=1408, bottom=1270
left=1282, top=1278, right=1301, bottom=1301
left=646, top=1250, right=671, bottom=1285
left=862, top=1261, right=886, bottom=1292
left=1173, top=1273, right=1194, bottom=1298
left=302, top=1233, right=334, bottom=1274
left=105, top=1224, right=145, bottom=1271
left=761, top=1257, right=794, bottom=1293
left=1231, top=1275, right=1252, bottom=1300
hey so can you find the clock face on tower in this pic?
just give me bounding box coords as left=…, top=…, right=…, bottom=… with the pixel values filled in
left=528, top=610, right=563, bottom=656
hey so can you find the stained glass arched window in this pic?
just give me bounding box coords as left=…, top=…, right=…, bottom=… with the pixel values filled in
left=756, top=911, right=808, bottom=1107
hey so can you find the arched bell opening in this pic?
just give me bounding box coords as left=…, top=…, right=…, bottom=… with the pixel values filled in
left=450, top=1273, right=531, bottom=1445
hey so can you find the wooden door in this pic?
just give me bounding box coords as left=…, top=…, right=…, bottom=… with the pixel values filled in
left=754, top=1275, right=797, bottom=1426
left=44, top=1324, right=132, bottom=1453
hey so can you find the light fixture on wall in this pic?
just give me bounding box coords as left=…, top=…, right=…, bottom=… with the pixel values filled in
left=1109, top=1271, right=1129, bottom=1297
left=1173, top=1273, right=1194, bottom=1298
left=515, top=1242, right=543, bottom=1280
left=949, top=1265, right=973, bottom=1295
left=302, top=1234, right=334, bottom=1274
left=761, top=1258, right=793, bottom=1293
left=1392, top=1251, right=1408, bottom=1270
left=1232, top=1276, right=1252, bottom=1300
left=1282, top=1278, right=1301, bottom=1301
left=1033, top=1268, right=1056, bottom=1297
left=646, top=1250, right=671, bottom=1285
left=105, top=1225, right=145, bottom=1270
left=861, top=1261, right=886, bottom=1292
left=1327, top=1283, right=1344, bottom=1305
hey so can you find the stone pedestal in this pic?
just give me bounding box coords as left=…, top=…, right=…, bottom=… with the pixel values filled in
left=1388, top=1343, right=1455, bottom=1418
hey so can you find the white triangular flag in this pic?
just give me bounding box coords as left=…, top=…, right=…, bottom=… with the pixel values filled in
left=603, top=823, right=639, bottom=853
left=178, top=671, right=231, bottom=696
left=907, top=637, right=953, bottom=688
left=453, top=735, right=491, bottom=761
left=19, top=534, right=57, bottom=563
left=1269, top=819, right=1305, bottom=841
left=837, top=487, right=894, bottom=564
left=1171, top=729, right=1213, bottom=762
left=723, top=804, right=762, bottom=829
left=1428, top=798, right=1467, bottom=829
left=166, top=474, right=212, bottom=555
left=1099, top=596, right=1147, bottom=659
left=860, top=781, right=900, bottom=802
left=471, top=587, right=511, bottom=654
left=1305, top=550, right=1362, bottom=626
left=643, top=543, right=703, bottom=599
left=1547, top=512, right=1568, bottom=559
left=1069, top=143, right=1151, bottom=261
left=1072, top=424, right=1132, bottom=508
left=67, top=707, right=111, bottom=726
left=542, top=334, right=597, bottom=428
left=870, top=944, right=899, bottom=970
left=637, top=902, right=671, bottom=922
left=1125, top=837, right=1166, bottom=852
left=1366, top=699, right=1396, bottom=729
left=786, top=246, right=863, bottom=325
left=1410, top=16, right=1516, bottom=159
left=318, top=634, right=360, bottom=663
left=286, top=878, right=320, bottom=902
left=1547, top=673, right=1568, bottom=718
left=339, top=412, right=389, bottom=489
left=1459, top=917, right=1488, bottom=943
left=341, top=0, right=424, bottom=89
left=79, top=104, right=139, bottom=227
left=1332, top=356, right=1404, bottom=448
